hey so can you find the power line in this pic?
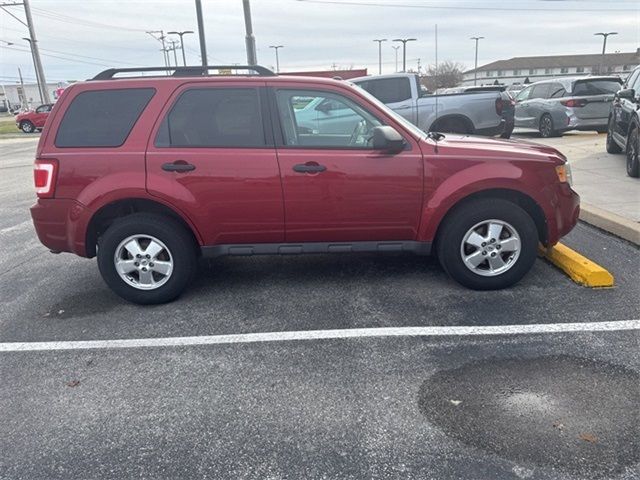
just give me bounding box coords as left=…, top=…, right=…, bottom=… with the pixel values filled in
left=29, top=6, right=149, bottom=32
left=296, top=0, right=638, bottom=12
left=0, top=45, right=115, bottom=67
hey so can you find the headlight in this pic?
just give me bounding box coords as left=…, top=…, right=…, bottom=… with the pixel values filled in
left=555, top=161, right=572, bottom=186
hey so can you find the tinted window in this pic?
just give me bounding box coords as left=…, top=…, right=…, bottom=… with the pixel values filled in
left=156, top=88, right=265, bottom=147
left=548, top=83, right=566, bottom=98
left=36, top=104, right=52, bottom=113
left=515, top=86, right=532, bottom=101
left=625, top=69, right=640, bottom=89
left=55, top=88, right=154, bottom=148
left=530, top=84, right=551, bottom=99
left=572, top=80, right=622, bottom=96
left=357, top=77, right=412, bottom=104
left=275, top=89, right=382, bottom=148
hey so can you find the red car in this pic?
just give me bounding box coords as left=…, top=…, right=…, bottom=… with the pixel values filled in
left=16, top=103, right=53, bottom=133
left=30, top=66, right=579, bottom=304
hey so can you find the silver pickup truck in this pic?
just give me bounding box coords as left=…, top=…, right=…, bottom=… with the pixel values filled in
left=351, top=73, right=514, bottom=138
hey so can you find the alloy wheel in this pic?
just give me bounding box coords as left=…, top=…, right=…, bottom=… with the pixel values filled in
left=460, top=219, right=522, bottom=277
left=113, top=234, right=174, bottom=290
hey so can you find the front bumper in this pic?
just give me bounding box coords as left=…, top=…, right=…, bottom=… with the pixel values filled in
left=30, top=198, right=89, bottom=256
left=547, top=184, right=580, bottom=245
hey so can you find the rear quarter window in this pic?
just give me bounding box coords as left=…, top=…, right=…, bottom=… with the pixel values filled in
left=55, top=88, right=155, bottom=148
left=357, top=78, right=412, bottom=104
left=572, top=80, right=621, bottom=96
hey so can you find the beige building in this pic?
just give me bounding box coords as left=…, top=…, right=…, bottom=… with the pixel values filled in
left=462, top=49, right=640, bottom=86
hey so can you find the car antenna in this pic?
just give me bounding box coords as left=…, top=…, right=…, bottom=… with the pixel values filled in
left=433, top=23, right=440, bottom=152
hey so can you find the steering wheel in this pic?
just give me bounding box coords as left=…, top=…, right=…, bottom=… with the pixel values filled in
left=348, top=120, right=369, bottom=146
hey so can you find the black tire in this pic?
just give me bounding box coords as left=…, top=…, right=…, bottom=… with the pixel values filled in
left=538, top=114, right=558, bottom=138
left=20, top=120, right=35, bottom=133
left=97, top=213, right=197, bottom=304
left=606, top=116, right=623, bottom=153
left=436, top=199, right=538, bottom=290
left=626, top=126, right=640, bottom=178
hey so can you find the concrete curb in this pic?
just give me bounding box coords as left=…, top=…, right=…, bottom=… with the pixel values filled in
left=539, top=243, right=614, bottom=288
left=579, top=203, right=640, bottom=246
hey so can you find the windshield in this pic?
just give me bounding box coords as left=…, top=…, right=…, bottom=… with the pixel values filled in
left=350, top=83, right=427, bottom=139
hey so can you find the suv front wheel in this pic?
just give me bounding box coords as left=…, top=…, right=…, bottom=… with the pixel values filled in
left=97, top=214, right=197, bottom=304
left=436, top=199, right=538, bottom=290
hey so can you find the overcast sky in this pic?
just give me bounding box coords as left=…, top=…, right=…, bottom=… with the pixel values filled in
left=1, top=0, right=638, bottom=84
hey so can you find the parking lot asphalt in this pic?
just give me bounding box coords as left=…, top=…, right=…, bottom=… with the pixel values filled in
left=1, top=137, right=638, bottom=479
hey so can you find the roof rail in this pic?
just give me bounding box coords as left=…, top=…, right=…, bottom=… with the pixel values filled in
left=91, top=65, right=276, bottom=80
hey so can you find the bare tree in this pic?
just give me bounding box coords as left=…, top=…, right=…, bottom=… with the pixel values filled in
left=423, top=60, right=465, bottom=90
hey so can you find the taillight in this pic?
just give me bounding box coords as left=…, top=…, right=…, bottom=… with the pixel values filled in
left=560, top=99, right=587, bottom=108
left=495, top=98, right=504, bottom=115
left=34, top=159, right=58, bottom=198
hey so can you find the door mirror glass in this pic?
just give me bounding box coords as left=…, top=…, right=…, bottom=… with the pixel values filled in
left=372, top=126, right=405, bottom=153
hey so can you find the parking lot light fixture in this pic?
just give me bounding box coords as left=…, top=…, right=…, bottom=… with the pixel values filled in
left=373, top=39, right=387, bottom=74
left=269, top=45, right=284, bottom=73
left=392, top=38, right=417, bottom=73
left=470, top=36, right=484, bottom=86
left=594, top=32, right=618, bottom=74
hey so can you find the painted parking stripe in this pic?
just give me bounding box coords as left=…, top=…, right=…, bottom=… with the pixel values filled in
left=0, top=319, right=638, bottom=353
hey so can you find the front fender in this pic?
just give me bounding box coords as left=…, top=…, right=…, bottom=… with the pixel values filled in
left=418, top=161, right=557, bottom=242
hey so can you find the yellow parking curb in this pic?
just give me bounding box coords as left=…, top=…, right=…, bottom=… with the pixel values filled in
left=538, top=243, right=614, bottom=287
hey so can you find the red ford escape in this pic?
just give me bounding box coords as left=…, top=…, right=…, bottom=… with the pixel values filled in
left=30, top=66, right=579, bottom=304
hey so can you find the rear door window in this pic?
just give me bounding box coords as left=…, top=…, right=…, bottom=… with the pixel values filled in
left=55, top=88, right=155, bottom=147
left=572, top=80, right=622, bottom=96
left=530, top=84, right=551, bottom=99
left=155, top=88, right=266, bottom=147
left=357, top=77, right=412, bottom=104
left=548, top=83, right=566, bottom=98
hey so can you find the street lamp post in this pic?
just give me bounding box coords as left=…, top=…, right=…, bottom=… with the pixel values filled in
left=168, top=30, right=194, bottom=66
left=594, top=32, right=618, bottom=74
left=169, top=40, right=180, bottom=67
left=392, top=38, right=417, bottom=73
left=470, top=36, right=484, bottom=86
left=269, top=45, right=284, bottom=73
left=373, top=39, right=387, bottom=74
left=392, top=45, right=400, bottom=73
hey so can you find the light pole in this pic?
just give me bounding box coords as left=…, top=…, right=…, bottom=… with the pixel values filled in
left=594, top=32, right=617, bottom=74
left=392, top=45, right=400, bottom=72
left=22, top=37, right=44, bottom=104
left=392, top=38, right=416, bottom=73
left=168, top=40, right=180, bottom=67
left=243, top=0, right=257, bottom=65
left=373, top=39, right=387, bottom=74
left=470, top=36, right=484, bottom=86
left=269, top=45, right=284, bottom=73
left=194, top=0, right=208, bottom=67
left=168, top=31, right=194, bottom=66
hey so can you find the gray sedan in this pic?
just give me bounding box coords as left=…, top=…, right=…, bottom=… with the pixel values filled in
left=514, top=76, right=622, bottom=137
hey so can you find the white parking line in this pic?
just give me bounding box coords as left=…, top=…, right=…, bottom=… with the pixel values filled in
left=1, top=320, right=638, bottom=353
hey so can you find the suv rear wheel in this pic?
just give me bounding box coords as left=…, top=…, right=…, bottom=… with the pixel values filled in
left=539, top=114, right=558, bottom=138
left=97, top=214, right=197, bottom=304
left=626, top=126, right=640, bottom=178
left=436, top=199, right=538, bottom=290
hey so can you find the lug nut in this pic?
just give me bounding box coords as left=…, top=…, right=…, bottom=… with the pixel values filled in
left=145, top=254, right=151, bottom=259
left=496, top=245, right=501, bottom=250
left=482, top=251, right=487, bottom=256
left=136, top=254, right=141, bottom=258
left=134, top=262, right=139, bottom=266
left=481, top=242, right=486, bottom=247
left=490, top=238, right=496, bottom=243
left=142, top=267, right=147, bottom=271
left=149, top=262, right=154, bottom=267
left=491, top=252, right=496, bottom=257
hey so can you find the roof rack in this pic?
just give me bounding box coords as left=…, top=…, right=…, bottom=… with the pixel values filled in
left=91, top=65, right=276, bottom=80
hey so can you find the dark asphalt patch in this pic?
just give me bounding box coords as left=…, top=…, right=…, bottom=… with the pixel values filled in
left=418, top=355, right=640, bottom=478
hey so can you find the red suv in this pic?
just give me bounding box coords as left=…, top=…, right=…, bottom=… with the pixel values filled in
left=30, top=66, right=579, bottom=304
left=16, top=103, right=53, bottom=133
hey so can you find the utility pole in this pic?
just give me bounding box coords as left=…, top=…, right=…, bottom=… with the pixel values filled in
left=269, top=45, right=283, bottom=73
left=373, top=39, right=387, bottom=75
left=169, top=40, right=179, bottom=67
left=22, top=0, right=49, bottom=103
left=470, top=36, right=484, bottom=86
left=392, top=38, right=417, bottom=73
left=194, top=0, right=208, bottom=67
left=243, top=0, right=257, bottom=65
left=17, top=67, right=26, bottom=108
left=392, top=45, right=400, bottom=72
left=21, top=38, right=43, bottom=104
left=168, top=31, right=194, bottom=66
left=594, top=32, right=617, bottom=74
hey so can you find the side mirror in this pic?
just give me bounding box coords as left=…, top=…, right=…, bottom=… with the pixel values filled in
left=315, top=101, right=331, bottom=113
left=372, top=126, right=405, bottom=153
left=616, top=88, right=635, bottom=100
